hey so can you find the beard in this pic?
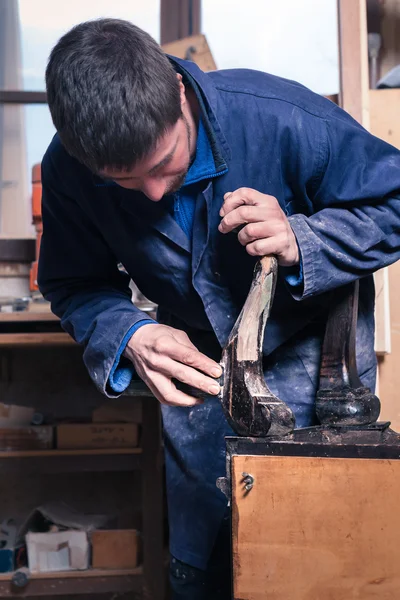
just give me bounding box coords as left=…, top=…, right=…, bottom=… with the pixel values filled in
left=164, top=114, right=193, bottom=196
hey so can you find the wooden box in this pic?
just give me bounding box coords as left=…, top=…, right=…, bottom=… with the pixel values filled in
left=0, top=426, right=53, bottom=451
left=91, top=529, right=139, bottom=569
left=92, top=398, right=142, bottom=423
left=56, top=423, right=139, bottom=450
left=227, top=432, right=400, bottom=600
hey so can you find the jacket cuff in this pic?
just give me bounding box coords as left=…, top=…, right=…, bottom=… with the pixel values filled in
left=282, top=256, right=304, bottom=290
left=287, top=214, right=318, bottom=300
left=108, top=319, right=156, bottom=394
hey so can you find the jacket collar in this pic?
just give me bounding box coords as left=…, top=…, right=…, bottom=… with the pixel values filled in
left=168, top=56, right=232, bottom=168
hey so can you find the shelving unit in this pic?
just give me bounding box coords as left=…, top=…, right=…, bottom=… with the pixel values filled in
left=0, top=312, right=166, bottom=599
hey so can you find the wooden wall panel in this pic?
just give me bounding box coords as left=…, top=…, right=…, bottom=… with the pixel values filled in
left=369, top=87, right=400, bottom=428
left=338, top=0, right=392, bottom=358
left=232, top=454, right=400, bottom=600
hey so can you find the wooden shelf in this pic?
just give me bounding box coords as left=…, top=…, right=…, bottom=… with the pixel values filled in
left=0, top=332, right=74, bottom=346
left=0, top=448, right=143, bottom=474
left=0, top=312, right=58, bottom=323
left=0, top=567, right=143, bottom=597
left=0, top=448, right=142, bottom=458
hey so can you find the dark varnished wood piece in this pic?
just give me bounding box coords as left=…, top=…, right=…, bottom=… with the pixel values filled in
left=316, top=280, right=381, bottom=426
left=219, top=256, right=295, bottom=437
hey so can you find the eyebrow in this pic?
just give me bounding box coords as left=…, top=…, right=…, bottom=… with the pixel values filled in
left=147, top=139, right=178, bottom=175
left=104, top=139, right=179, bottom=182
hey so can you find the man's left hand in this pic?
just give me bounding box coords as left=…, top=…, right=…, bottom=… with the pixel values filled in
left=218, top=188, right=299, bottom=267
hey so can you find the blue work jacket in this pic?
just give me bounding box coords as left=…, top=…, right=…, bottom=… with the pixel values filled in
left=39, top=57, right=400, bottom=569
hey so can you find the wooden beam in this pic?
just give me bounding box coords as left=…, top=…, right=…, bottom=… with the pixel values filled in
left=161, top=0, right=201, bottom=45
left=162, top=34, right=217, bottom=71
left=337, top=0, right=391, bottom=356
left=337, top=0, right=370, bottom=127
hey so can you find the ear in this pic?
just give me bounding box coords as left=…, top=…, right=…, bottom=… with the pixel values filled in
left=176, top=73, right=186, bottom=109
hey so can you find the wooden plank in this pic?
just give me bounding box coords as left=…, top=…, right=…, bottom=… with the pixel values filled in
left=0, top=567, right=142, bottom=580
left=0, top=568, right=142, bottom=597
left=160, top=0, right=201, bottom=45
left=0, top=312, right=57, bottom=322
left=338, top=0, right=370, bottom=127
left=370, top=88, right=400, bottom=149
left=374, top=266, right=391, bottom=355
left=377, top=259, right=400, bottom=431
left=0, top=448, right=142, bottom=458
left=0, top=333, right=74, bottom=346
left=338, top=0, right=392, bottom=356
left=162, top=34, right=217, bottom=71
left=232, top=454, right=400, bottom=600
left=369, top=86, right=400, bottom=419
left=141, top=397, right=165, bottom=600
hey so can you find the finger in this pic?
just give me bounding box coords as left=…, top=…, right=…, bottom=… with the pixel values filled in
left=144, top=352, right=221, bottom=395
left=144, top=370, right=203, bottom=407
left=237, top=221, right=276, bottom=245
left=153, top=335, right=222, bottom=378
left=218, top=205, right=267, bottom=234
left=245, top=237, right=282, bottom=257
left=151, top=357, right=221, bottom=396
left=220, top=188, right=275, bottom=217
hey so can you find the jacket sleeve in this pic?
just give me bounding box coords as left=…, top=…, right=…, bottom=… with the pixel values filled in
left=288, top=104, right=400, bottom=299
left=38, top=152, right=156, bottom=397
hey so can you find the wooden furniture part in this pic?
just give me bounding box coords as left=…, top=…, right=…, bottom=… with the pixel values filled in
left=0, top=568, right=143, bottom=597
left=160, top=0, right=201, bottom=45
left=229, top=434, right=400, bottom=600
left=222, top=268, right=398, bottom=597
left=162, top=34, right=217, bottom=71
left=219, top=256, right=294, bottom=437
left=217, top=3, right=400, bottom=585
left=368, top=86, right=400, bottom=428
left=0, top=396, right=165, bottom=599
left=0, top=341, right=166, bottom=599
left=91, top=530, right=139, bottom=570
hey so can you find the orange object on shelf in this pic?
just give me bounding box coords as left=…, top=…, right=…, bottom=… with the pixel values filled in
left=30, top=261, right=38, bottom=290
left=30, top=163, right=43, bottom=292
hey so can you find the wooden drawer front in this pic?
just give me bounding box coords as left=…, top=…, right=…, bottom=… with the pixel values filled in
left=232, top=455, right=400, bottom=600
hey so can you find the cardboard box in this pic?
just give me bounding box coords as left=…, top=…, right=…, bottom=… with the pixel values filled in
left=26, top=530, right=89, bottom=573
left=91, top=530, right=139, bottom=569
left=57, top=423, right=139, bottom=450
left=0, top=426, right=53, bottom=451
left=92, top=398, right=142, bottom=424
left=22, top=503, right=112, bottom=574
left=0, top=404, right=35, bottom=427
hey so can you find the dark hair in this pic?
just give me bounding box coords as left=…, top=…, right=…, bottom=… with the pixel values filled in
left=46, top=19, right=182, bottom=173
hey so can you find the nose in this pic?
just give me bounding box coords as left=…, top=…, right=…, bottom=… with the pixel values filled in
left=141, top=178, right=167, bottom=202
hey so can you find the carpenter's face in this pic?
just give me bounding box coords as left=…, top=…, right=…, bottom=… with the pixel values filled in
left=99, top=114, right=192, bottom=202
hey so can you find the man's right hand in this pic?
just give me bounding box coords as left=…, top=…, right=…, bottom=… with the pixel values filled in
left=124, top=324, right=222, bottom=407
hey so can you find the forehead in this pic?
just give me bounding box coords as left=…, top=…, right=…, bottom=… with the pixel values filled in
left=99, top=120, right=182, bottom=179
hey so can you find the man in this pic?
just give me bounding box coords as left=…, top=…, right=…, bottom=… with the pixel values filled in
left=39, top=18, right=400, bottom=599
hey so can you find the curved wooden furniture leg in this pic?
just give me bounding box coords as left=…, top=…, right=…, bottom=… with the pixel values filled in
left=219, top=256, right=295, bottom=437
left=316, top=280, right=381, bottom=426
